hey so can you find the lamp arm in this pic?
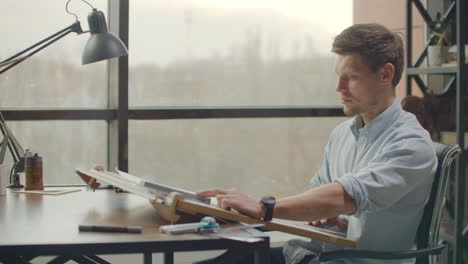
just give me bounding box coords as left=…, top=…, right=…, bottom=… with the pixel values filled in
left=0, top=125, right=17, bottom=163
left=0, top=112, right=26, bottom=188
left=0, top=114, right=21, bottom=164
left=0, top=57, right=26, bottom=68
left=0, top=21, right=83, bottom=75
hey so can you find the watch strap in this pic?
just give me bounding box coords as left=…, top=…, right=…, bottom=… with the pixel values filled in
left=263, top=205, right=274, bottom=221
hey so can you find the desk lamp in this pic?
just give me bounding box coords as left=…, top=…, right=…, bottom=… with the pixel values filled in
left=0, top=0, right=128, bottom=188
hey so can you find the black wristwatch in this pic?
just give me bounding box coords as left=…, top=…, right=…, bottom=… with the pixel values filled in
left=260, top=196, right=276, bottom=221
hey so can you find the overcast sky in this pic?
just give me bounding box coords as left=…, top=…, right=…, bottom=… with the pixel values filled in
left=2, top=0, right=352, bottom=66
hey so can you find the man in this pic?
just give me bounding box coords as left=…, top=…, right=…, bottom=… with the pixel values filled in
left=197, top=23, right=437, bottom=264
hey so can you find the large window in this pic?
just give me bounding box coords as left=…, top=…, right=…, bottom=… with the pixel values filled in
left=129, top=117, right=346, bottom=198
left=4, top=121, right=107, bottom=185
left=0, top=1, right=352, bottom=188
left=129, top=0, right=352, bottom=107
left=0, top=0, right=109, bottom=184
left=0, top=0, right=108, bottom=108
left=128, top=1, right=353, bottom=196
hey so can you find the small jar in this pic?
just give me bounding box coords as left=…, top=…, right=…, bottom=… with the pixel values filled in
left=25, top=153, right=43, bottom=191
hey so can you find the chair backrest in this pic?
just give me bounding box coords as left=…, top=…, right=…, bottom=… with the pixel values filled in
left=415, top=142, right=461, bottom=264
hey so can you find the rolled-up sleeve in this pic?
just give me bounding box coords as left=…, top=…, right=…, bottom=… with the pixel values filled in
left=336, top=136, right=437, bottom=217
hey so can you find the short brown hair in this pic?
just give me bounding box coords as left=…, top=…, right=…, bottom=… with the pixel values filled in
left=332, top=23, right=404, bottom=87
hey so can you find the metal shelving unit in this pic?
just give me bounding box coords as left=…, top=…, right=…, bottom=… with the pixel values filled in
left=406, top=0, right=467, bottom=263
left=407, top=66, right=457, bottom=75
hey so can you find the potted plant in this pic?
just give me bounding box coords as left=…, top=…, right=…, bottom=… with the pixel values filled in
left=427, top=12, right=449, bottom=66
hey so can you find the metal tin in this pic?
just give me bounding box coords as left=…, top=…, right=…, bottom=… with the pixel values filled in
left=25, top=153, right=43, bottom=191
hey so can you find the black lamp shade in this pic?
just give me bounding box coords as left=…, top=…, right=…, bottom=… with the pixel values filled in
left=82, top=9, right=128, bottom=65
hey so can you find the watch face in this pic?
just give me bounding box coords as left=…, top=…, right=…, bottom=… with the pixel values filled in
left=261, top=196, right=276, bottom=206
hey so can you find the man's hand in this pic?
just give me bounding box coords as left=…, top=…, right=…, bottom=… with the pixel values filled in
left=307, top=216, right=348, bottom=230
left=197, top=189, right=265, bottom=219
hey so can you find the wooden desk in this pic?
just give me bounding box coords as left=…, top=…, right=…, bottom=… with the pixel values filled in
left=0, top=187, right=270, bottom=264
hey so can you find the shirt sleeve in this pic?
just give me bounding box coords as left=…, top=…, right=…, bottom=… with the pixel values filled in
left=336, top=135, right=437, bottom=217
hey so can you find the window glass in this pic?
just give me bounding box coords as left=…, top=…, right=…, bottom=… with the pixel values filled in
left=129, top=0, right=352, bottom=107
left=0, top=0, right=108, bottom=108
left=129, top=117, right=346, bottom=198
left=2, top=121, right=107, bottom=185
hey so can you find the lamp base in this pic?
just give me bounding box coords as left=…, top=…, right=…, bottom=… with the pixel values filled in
left=7, top=173, right=23, bottom=188
left=7, top=183, right=24, bottom=189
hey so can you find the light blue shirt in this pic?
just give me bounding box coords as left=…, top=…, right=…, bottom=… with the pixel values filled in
left=284, top=98, right=437, bottom=264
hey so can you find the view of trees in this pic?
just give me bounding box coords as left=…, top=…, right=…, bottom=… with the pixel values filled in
left=130, top=29, right=339, bottom=107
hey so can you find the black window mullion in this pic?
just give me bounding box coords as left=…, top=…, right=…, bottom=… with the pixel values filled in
left=128, top=107, right=344, bottom=119
left=1, top=109, right=115, bottom=121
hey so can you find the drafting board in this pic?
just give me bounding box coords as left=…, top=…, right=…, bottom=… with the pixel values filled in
left=75, top=168, right=357, bottom=248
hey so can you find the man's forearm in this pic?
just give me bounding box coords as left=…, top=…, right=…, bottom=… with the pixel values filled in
left=274, top=182, right=356, bottom=221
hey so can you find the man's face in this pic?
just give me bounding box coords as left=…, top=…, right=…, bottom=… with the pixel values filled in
left=334, top=53, right=385, bottom=118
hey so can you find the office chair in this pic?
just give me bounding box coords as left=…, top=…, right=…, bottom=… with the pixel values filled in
left=316, top=142, right=461, bottom=264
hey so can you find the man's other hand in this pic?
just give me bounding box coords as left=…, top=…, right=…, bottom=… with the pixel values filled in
left=306, top=216, right=348, bottom=230
left=197, top=189, right=265, bottom=219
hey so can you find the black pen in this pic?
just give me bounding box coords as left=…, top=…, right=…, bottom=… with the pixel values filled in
left=79, top=224, right=142, bottom=233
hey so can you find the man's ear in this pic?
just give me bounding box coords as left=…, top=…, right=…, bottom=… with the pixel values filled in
left=380, top=63, right=395, bottom=83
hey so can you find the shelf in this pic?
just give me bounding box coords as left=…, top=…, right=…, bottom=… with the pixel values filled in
left=407, top=0, right=467, bottom=262
left=407, top=66, right=457, bottom=75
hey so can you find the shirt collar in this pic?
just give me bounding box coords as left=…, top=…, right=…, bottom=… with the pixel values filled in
left=350, top=98, right=401, bottom=141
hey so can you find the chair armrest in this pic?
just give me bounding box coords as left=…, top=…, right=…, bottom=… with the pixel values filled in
left=318, top=243, right=445, bottom=261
